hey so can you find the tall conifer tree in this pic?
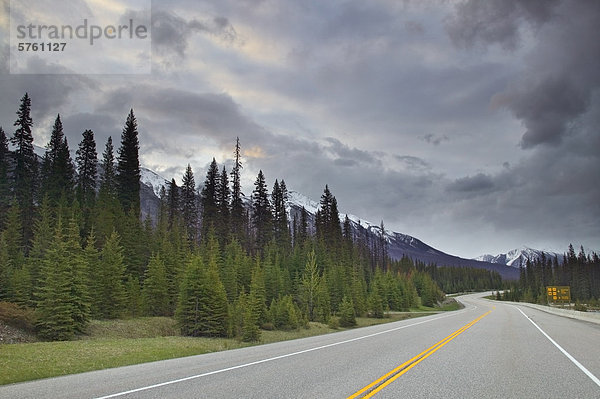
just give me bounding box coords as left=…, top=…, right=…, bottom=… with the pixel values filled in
left=41, top=115, right=75, bottom=204
left=200, top=158, right=220, bottom=241
left=251, top=170, right=272, bottom=252
left=96, top=137, right=121, bottom=245
left=75, top=129, right=98, bottom=232
left=181, top=164, right=198, bottom=244
left=217, top=166, right=231, bottom=244
left=11, top=93, right=37, bottom=246
left=230, top=138, right=245, bottom=243
left=116, top=109, right=141, bottom=216
left=167, top=178, right=180, bottom=229
left=0, top=127, right=9, bottom=229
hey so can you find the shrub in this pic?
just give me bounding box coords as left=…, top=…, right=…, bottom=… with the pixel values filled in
left=0, top=301, right=36, bottom=332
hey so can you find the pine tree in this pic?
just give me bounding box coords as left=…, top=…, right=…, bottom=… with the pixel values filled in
left=0, top=232, right=10, bottom=300
left=95, top=137, right=121, bottom=245
left=100, top=137, right=117, bottom=199
left=217, top=166, right=231, bottom=244
left=65, top=216, right=91, bottom=333
left=142, top=253, right=170, bottom=316
left=11, top=93, right=37, bottom=247
left=176, top=255, right=229, bottom=337
left=251, top=170, right=272, bottom=252
left=41, top=115, right=75, bottom=205
left=95, top=231, right=126, bottom=318
left=35, top=222, right=75, bottom=340
left=76, top=129, right=97, bottom=234
left=300, top=249, right=320, bottom=321
left=0, top=127, right=9, bottom=229
left=315, top=186, right=342, bottom=248
left=181, top=164, right=198, bottom=244
left=200, top=158, right=220, bottom=242
left=3, top=201, right=25, bottom=272
left=230, top=137, right=245, bottom=243
left=272, top=179, right=290, bottom=251
left=338, top=295, right=356, bottom=327
left=167, top=178, right=180, bottom=229
left=116, top=109, right=141, bottom=216
left=26, top=196, right=53, bottom=299
left=118, top=209, right=147, bottom=279
left=296, top=206, right=309, bottom=247
left=243, top=260, right=266, bottom=341
left=221, top=238, right=245, bottom=302
left=343, top=215, right=353, bottom=245
left=367, top=283, right=385, bottom=318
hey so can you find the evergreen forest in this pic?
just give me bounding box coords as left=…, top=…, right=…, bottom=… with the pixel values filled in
left=0, top=93, right=521, bottom=342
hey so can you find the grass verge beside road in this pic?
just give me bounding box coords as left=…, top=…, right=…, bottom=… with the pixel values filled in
left=1, top=311, right=438, bottom=386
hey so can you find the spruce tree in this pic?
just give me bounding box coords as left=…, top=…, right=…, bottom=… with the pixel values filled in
left=296, top=206, right=309, bottom=247
left=200, top=158, right=220, bottom=242
left=300, top=249, right=320, bottom=321
left=0, top=232, right=10, bottom=300
left=217, top=166, right=231, bottom=244
left=95, top=231, right=126, bottom=318
left=11, top=93, right=37, bottom=246
left=251, top=170, right=272, bottom=252
left=221, top=238, right=245, bottom=302
left=338, top=295, right=356, bottom=327
left=167, top=178, right=180, bottom=229
left=100, top=137, right=117, bottom=198
left=41, top=115, right=75, bottom=205
left=95, top=137, right=121, bottom=245
left=26, top=196, right=53, bottom=299
left=65, top=216, right=91, bottom=333
left=142, top=253, right=170, bottom=316
left=0, top=127, right=9, bottom=229
left=181, top=164, right=198, bottom=244
left=76, top=129, right=97, bottom=234
left=230, top=137, right=245, bottom=243
left=36, top=222, right=75, bottom=340
left=116, top=109, right=141, bottom=216
left=176, top=255, right=229, bottom=337
left=272, top=179, right=290, bottom=251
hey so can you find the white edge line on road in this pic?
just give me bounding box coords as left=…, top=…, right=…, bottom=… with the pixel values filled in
left=93, top=307, right=472, bottom=399
left=514, top=306, right=600, bottom=388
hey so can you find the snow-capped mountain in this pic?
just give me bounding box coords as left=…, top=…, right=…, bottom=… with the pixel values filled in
left=285, top=191, right=519, bottom=279
left=140, top=167, right=169, bottom=198
left=474, top=247, right=563, bottom=268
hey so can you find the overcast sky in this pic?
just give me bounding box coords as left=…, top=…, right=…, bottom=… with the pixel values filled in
left=1, top=0, right=598, bottom=258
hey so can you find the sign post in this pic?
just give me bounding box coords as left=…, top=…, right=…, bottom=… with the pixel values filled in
left=546, top=286, right=571, bottom=308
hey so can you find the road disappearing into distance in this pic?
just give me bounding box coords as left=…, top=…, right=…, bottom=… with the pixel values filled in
left=2, top=293, right=599, bottom=398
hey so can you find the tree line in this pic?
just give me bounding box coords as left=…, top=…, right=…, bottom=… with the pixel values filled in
left=498, top=245, right=599, bottom=306
left=1, top=93, right=450, bottom=341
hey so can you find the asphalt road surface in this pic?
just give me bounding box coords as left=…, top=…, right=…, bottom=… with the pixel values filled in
left=2, top=293, right=599, bottom=398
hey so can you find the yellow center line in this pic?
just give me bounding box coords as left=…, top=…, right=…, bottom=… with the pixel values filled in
left=347, top=310, right=492, bottom=399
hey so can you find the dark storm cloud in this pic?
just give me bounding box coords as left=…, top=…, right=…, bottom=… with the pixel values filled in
left=324, top=137, right=379, bottom=166
left=451, top=0, right=600, bottom=149
left=151, top=10, right=237, bottom=59
left=61, top=112, right=121, bottom=150
left=394, top=155, right=431, bottom=172
left=446, top=173, right=496, bottom=194
left=97, top=85, right=264, bottom=143
left=446, top=0, right=560, bottom=50
left=0, top=60, right=94, bottom=138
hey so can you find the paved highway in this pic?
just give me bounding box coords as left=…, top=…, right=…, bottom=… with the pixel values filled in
left=1, top=293, right=599, bottom=398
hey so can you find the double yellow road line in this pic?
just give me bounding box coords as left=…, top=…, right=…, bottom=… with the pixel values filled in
left=347, top=309, right=493, bottom=399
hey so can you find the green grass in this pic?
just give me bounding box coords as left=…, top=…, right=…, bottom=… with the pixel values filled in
left=0, top=336, right=246, bottom=385
left=0, top=311, right=439, bottom=386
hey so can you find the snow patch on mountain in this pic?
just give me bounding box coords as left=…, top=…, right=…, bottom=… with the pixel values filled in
left=474, top=247, right=563, bottom=268
left=140, top=167, right=169, bottom=197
